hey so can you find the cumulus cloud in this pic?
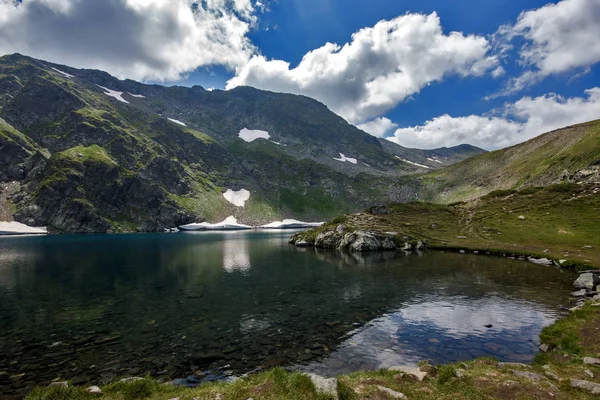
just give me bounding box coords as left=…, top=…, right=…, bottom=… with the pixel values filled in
left=0, top=0, right=257, bottom=81
left=496, top=0, right=600, bottom=94
left=389, top=87, right=600, bottom=150
left=356, top=117, right=398, bottom=138
left=227, top=12, right=499, bottom=124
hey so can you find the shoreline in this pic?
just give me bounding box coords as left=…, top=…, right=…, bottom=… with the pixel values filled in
left=22, top=258, right=600, bottom=399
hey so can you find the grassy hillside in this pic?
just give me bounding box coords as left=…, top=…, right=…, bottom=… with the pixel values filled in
left=420, top=120, right=600, bottom=203
left=292, top=182, right=600, bottom=268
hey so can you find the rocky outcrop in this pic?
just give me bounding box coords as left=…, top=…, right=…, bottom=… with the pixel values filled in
left=290, top=228, right=422, bottom=253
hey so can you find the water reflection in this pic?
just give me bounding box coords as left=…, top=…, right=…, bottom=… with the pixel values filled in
left=222, top=234, right=251, bottom=273
left=0, top=232, right=574, bottom=398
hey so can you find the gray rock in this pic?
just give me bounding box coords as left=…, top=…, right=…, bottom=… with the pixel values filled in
left=574, top=273, right=600, bottom=290
left=49, top=381, right=69, bottom=388
left=456, top=236, right=467, bottom=239
left=498, top=362, right=530, bottom=368
left=583, top=357, right=600, bottom=366
left=376, top=386, right=406, bottom=398
left=119, top=377, right=143, bottom=383
left=455, top=368, right=465, bottom=378
left=86, top=386, right=102, bottom=394
left=511, top=370, right=544, bottom=381
left=343, top=231, right=381, bottom=252
left=305, top=373, right=338, bottom=400
left=584, top=370, right=594, bottom=378
left=400, top=242, right=412, bottom=251
left=571, top=379, right=600, bottom=394
left=336, top=224, right=344, bottom=234
left=539, top=343, right=552, bottom=352
left=415, top=240, right=424, bottom=250
left=388, top=366, right=428, bottom=381
left=295, top=240, right=309, bottom=247
left=315, top=231, right=342, bottom=249
left=518, top=215, right=526, bottom=220
left=571, top=289, right=588, bottom=297
left=528, top=257, right=553, bottom=266
left=381, top=238, right=396, bottom=250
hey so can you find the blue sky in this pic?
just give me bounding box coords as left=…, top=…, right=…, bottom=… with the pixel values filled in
left=1, top=0, right=599, bottom=149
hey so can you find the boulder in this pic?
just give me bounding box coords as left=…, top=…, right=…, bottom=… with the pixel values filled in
left=315, top=231, right=342, bottom=249
left=381, top=238, right=396, bottom=250
left=340, top=231, right=381, bottom=252
left=574, top=273, right=600, bottom=290
left=571, top=289, right=587, bottom=297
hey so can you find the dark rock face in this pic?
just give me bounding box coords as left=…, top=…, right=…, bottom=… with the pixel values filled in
left=0, top=54, right=476, bottom=233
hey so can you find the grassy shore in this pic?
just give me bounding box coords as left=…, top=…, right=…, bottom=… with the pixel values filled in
left=294, top=182, right=600, bottom=269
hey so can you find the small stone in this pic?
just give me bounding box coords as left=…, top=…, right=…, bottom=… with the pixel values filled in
left=484, top=324, right=493, bottom=328
left=518, top=215, right=526, bottom=220
left=544, top=371, right=561, bottom=381
left=511, top=370, right=544, bottom=381
left=376, top=386, right=406, bottom=399
left=498, top=362, right=530, bottom=368
left=583, top=245, right=592, bottom=249
left=528, top=257, right=553, bottom=266
left=459, top=250, right=465, bottom=254
left=388, top=366, right=428, bottom=381
left=539, top=343, right=552, bottom=352
left=86, top=386, right=103, bottom=394
left=456, top=236, right=467, bottom=239
left=559, top=259, right=567, bottom=264
left=147, top=320, right=155, bottom=325
left=305, top=373, right=338, bottom=400
left=455, top=368, right=465, bottom=378
left=583, top=357, right=600, bottom=366
left=584, top=370, right=594, bottom=378
left=571, top=289, right=587, bottom=297
left=49, top=381, right=69, bottom=388
left=571, top=379, right=600, bottom=395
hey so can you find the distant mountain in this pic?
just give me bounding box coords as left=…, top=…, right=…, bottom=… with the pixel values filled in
left=0, top=54, right=480, bottom=233
left=419, top=120, right=600, bottom=203
left=378, top=140, right=486, bottom=170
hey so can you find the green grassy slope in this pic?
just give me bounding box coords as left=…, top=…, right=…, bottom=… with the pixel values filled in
left=294, top=182, right=600, bottom=268
left=421, top=120, right=600, bottom=203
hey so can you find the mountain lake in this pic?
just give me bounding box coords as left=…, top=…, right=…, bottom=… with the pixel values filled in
left=0, top=230, right=575, bottom=397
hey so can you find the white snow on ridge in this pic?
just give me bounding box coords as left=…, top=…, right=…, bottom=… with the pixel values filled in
left=333, top=153, right=358, bottom=164
left=238, top=128, right=270, bottom=142
left=167, top=118, right=186, bottom=126
left=434, top=159, right=443, bottom=164
left=0, top=221, right=47, bottom=235
left=427, top=157, right=444, bottom=164
left=179, top=216, right=252, bottom=231
left=51, top=67, right=75, bottom=79
left=395, top=156, right=430, bottom=169
left=96, top=85, right=129, bottom=104
left=128, top=92, right=146, bottom=98
left=258, top=219, right=324, bottom=229
left=223, top=189, right=250, bottom=207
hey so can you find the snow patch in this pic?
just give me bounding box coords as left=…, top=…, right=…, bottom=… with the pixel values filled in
left=395, top=156, right=430, bottom=169
left=167, top=118, right=186, bottom=126
left=51, top=67, right=74, bottom=78
left=238, top=128, right=270, bottom=142
left=96, top=85, right=129, bottom=103
left=258, top=219, right=324, bottom=229
left=206, top=87, right=215, bottom=92
left=0, top=221, right=47, bottom=235
left=128, top=92, right=145, bottom=98
left=223, top=189, right=250, bottom=207
left=179, top=216, right=252, bottom=231
left=427, top=157, right=443, bottom=164
left=434, top=159, right=443, bottom=164
left=333, top=153, right=358, bottom=164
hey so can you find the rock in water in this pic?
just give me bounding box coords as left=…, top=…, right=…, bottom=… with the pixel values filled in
left=574, top=273, right=600, bottom=290
left=315, top=231, right=342, bottom=249
left=346, top=231, right=381, bottom=252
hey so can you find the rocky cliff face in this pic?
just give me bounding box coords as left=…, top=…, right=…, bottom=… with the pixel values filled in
left=0, top=54, right=479, bottom=233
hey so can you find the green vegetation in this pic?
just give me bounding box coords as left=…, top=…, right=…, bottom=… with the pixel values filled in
left=422, top=119, right=600, bottom=203
left=301, top=182, right=600, bottom=268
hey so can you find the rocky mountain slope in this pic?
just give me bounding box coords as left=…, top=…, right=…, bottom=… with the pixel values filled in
left=0, top=54, right=480, bottom=233
left=419, top=120, right=600, bottom=203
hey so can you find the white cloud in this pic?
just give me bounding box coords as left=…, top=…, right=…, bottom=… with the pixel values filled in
left=496, top=0, right=600, bottom=94
left=356, top=117, right=398, bottom=138
left=227, top=12, right=499, bottom=124
left=389, top=87, right=600, bottom=149
left=0, top=0, right=257, bottom=81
